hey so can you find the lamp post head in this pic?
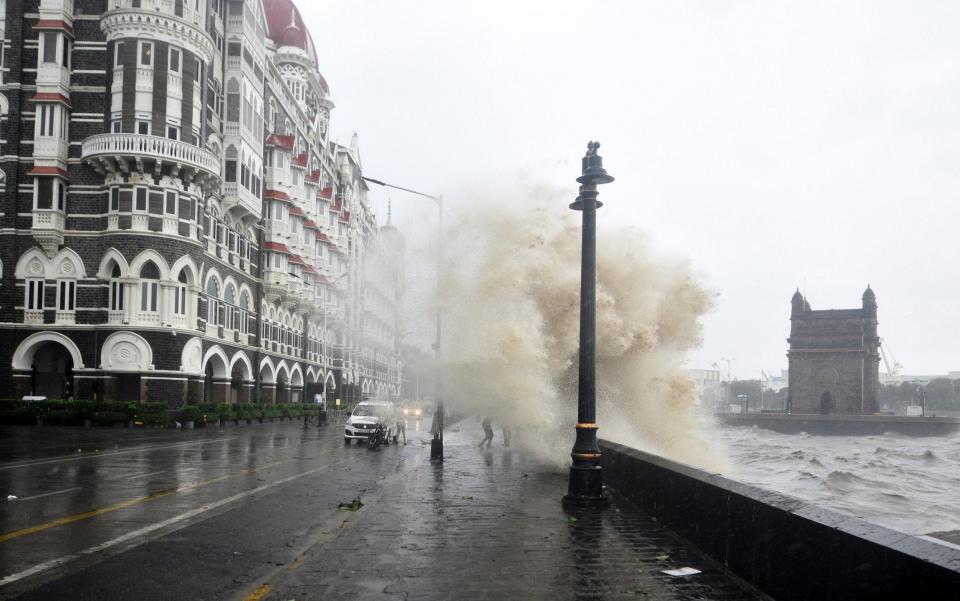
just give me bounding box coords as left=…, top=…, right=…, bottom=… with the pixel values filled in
left=570, top=141, right=614, bottom=211
left=576, top=141, right=615, bottom=185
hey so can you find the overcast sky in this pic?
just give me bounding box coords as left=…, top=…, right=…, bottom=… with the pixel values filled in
left=301, top=0, right=960, bottom=379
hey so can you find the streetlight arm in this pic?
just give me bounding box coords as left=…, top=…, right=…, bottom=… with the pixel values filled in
left=362, top=176, right=442, bottom=205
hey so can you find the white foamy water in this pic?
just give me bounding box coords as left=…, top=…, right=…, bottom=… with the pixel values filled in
left=438, top=187, right=723, bottom=471
left=715, top=424, right=960, bottom=536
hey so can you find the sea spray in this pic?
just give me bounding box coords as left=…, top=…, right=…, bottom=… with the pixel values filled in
left=435, top=185, right=727, bottom=471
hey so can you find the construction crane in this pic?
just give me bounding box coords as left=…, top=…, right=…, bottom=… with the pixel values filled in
left=879, top=339, right=903, bottom=376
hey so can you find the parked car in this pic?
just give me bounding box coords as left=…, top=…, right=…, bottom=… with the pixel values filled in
left=344, top=401, right=396, bottom=444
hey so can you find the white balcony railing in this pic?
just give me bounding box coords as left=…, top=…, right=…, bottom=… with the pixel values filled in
left=108, top=310, right=125, bottom=324
left=135, top=67, right=153, bottom=92
left=137, top=312, right=161, bottom=326
left=110, top=0, right=202, bottom=26
left=33, top=209, right=65, bottom=230
left=55, top=310, right=75, bottom=325
left=36, top=62, right=71, bottom=92
left=41, top=0, right=74, bottom=17
left=24, top=309, right=44, bottom=324
left=82, top=133, right=221, bottom=179
left=33, top=137, right=70, bottom=161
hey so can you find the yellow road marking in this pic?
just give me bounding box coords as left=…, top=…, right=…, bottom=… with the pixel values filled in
left=0, top=460, right=285, bottom=544
left=244, top=584, right=271, bottom=601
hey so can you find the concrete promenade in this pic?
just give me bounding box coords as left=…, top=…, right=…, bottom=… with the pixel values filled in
left=0, top=421, right=762, bottom=600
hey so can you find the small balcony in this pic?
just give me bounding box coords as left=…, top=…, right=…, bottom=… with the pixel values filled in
left=222, top=181, right=262, bottom=220
left=82, top=133, right=220, bottom=194
left=36, top=62, right=71, bottom=95
left=264, top=166, right=288, bottom=189
left=33, top=136, right=70, bottom=163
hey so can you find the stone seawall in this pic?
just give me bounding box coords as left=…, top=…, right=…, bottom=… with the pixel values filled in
left=600, top=440, right=960, bottom=600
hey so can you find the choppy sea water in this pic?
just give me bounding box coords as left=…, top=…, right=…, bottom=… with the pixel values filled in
left=713, top=424, right=960, bottom=537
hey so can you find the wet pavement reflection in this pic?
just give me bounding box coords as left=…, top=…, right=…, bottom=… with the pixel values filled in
left=1, top=420, right=762, bottom=600
left=0, top=419, right=423, bottom=599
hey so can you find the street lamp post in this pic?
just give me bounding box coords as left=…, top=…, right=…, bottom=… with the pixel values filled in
left=564, top=141, right=614, bottom=507
left=361, top=176, right=445, bottom=462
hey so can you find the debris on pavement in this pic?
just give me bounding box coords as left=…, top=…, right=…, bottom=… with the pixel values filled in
left=6, top=495, right=17, bottom=500
left=567, top=516, right=578, bottom=524
left=661, top=567, right=701, bottom=577
left=654, top=554, right=669, bottom=561
left=338, top=497, right=363, bottom=511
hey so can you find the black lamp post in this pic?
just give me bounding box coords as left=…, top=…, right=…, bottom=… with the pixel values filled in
left=361, top=176, right=445, bottom=462
left=564, top=141, right=614, bottom=507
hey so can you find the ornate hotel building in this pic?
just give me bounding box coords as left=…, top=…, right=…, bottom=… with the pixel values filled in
left=0, top=0, right=405, bottom=404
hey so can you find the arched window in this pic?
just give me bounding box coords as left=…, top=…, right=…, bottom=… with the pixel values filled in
left=226, top=78, right=240, bottom=122
left=109, top=263, right=124, bottom=312
left=174, top=271, right=188, bottom=316
left=206, top=277, right=220, bottom=326
left=224, top=284, right=236, bottom=330
left=140, top=261, right=160, bottom=312
left=239, top=291, right=250, bottom=335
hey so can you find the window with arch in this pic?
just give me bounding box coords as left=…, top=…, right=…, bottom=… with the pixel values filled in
left=109, top=263, right=124, bottom=311
left=174, top=271, right=188, bottom=316
left=206, top=277, right=220, bottom=326
left=224, top=284, right=236, bottom=330
left=226, top=78, right=240, bottom=122
left=139, top=261, right=160, bottom=312
left=239, top=292, right=250, bottom=335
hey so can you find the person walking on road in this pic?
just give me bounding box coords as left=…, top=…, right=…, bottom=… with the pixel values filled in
left=478, top=416, right=494, bottom=448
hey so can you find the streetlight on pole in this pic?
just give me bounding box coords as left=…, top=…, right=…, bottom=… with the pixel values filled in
left=361, top=176, right=445, bottom=462
left=564, top=141, right=615, bottom=508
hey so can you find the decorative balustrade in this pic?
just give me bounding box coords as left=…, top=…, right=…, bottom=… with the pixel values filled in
left=167, top=72, right=184, bottom=99
left=82, top=133, right=221, bottom=179
left=55, top=310, right=76, bottom=325
left=34, top=137, right=70, bottom=162
left=37, top=62, right=71, bottom=92
left=41, top=0, right=74, bottom=16
left=109, top=0, right=202, bottom=26
left=33, top=209, right=65, bottom=230
left=135, top=67, right=154, bottom=92
left=24, top=310, right=44, bottom=325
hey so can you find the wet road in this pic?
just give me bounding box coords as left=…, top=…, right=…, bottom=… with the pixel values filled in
left=0, top=420, right=428, bottom=600
left=1, top=421, right=761, bottom=600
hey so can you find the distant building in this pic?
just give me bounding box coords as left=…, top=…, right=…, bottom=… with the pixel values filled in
left=763, top=369, right=788, bottom=392
left=881, top=372, right=960, bottom=386
left=786, top=287, right=881, bottom=414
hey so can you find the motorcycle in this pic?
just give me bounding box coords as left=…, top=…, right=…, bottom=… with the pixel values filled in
left=367, top=422, right=389, bottom=449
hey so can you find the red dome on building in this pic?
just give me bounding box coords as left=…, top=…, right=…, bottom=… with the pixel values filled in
left=262, top=0, right=317, bottom=64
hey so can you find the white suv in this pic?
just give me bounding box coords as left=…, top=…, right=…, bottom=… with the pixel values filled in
left=344, top=401, right=395, bottom=444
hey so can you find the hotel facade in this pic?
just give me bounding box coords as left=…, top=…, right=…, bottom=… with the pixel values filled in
left=0, top=0, right=405, bottom=405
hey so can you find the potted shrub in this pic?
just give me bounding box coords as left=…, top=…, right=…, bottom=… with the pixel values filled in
left=179, top=404, right=201, bottom=429
left=230, top=372, right=244, bottom=403
left=198, top=404, right=216, bottom=427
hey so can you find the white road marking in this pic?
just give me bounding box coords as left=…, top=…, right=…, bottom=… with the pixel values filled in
left=120, top=470, right=168, bottom=482
left=12, top=487, right=82, bottom=502
left=0, top=438, right=237, bottom=472
left=0, top=463, right=330, bottom=588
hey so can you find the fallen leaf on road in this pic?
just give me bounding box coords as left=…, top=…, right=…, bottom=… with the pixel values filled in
left=462, top=496, right=473, bottom=500
left=567, top=516, right=577, bottom=524
left=655, top=554, right=669, bottom=561
left=6, top=495, right=17, bottom=500
left=338, top=497, right=363, bottom=511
